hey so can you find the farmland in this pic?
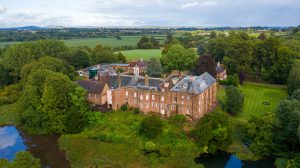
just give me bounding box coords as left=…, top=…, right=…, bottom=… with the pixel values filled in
left=0, top=35, right=167, bottom=48
left=116, top=49, right=162, bottom=61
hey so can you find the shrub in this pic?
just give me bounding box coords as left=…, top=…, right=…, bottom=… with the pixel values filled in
left=133, top=108, right=140, bottom=114
left=139, top=115, right=163, bottom=139
left=120, top=104, right=128, bottom=111
left=169, top=114, right=186, bottom=129
left=218, top=74, right=239, bottom=87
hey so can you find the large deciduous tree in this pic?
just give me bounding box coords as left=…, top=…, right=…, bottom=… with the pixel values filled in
left=191, top=110, right=232, bottom=153
left=288, top=61, right=300, bottom=95
left=225, top=86, right=244, bottom=115
left=146, top=57, right=163, bottom=77
left=193, top=54, right=216, bottom=77
left=161, top=44, right=197, bottom=72
left=20, top=69, right=88, bottom=134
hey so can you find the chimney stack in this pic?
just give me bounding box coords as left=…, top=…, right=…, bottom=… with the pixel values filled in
left=145, top=74, right=149, bottom=86
left=118, top=72, right=121, bottom=87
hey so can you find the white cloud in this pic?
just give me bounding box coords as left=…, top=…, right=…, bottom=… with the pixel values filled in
left=0, top=0, right=299, bottom=27
left=180, top=2, right=199, bottom=9
left=0, top=128, right=18, bottom=149
left=0, top=6, right=7, bottom=14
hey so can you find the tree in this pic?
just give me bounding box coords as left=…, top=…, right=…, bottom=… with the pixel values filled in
left=161, top=44, right=197, bottom=72
left=193, top=54, right=216, bottom=77
left=72, top=49, right=90, bottom=70
left=225, top=86, right=244, bottom=115
left=288, top=62, right=300, bottom=95
left=139, top=115, right=163, bottom=139
left=117, top=52, right=127, bottom=63
left=245, top=113, right=281, bottom=158
left=258, top=33, right=267, bottom=40
left=146, top=57, right=163, bottom=77
left=137, top=36, right=160, bottom=49
left=191, top=110, right=232, bottom=153
left=0, top=151, right=41, bottom=168
left=252, top=40, right=266, bottom=77
left=207, top=37, right=227, bottom=62
left=275, top=99, right=300, bottom=150
left=291, top=89, right=300, bottom=101
left=197, top=43, right=206, bottom=55
left=20, top=69, right=88, bottom=134
left=1, top=40, right=68, bottom=78
left=266, top=46, right=296, bottom=84
left=20, top=56, right=75, bottom=80
left=210, top=31, right=217, bottom=39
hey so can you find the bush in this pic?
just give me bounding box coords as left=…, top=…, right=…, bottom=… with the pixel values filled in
left=0, top=151, right=41, bottom=168
left=139, top=115, right=163, bottom=139
left=169, top=114, right=186, bottom=129
left=120, top=104, right=128, bottom=111
left=133, top=108, right=140, bottom=114
left=218, top=74, right=239, bottom=86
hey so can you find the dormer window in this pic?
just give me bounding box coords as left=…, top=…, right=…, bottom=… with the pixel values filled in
left=183, top=82, right=188, bottom=89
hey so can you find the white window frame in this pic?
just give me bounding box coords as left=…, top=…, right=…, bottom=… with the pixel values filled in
left=140, top=95, right=143, bottom=100
left=134, top=92, right=137, bottom=98
left=161, top=96, right=164, bottom=102
left=146, top=95, right=149, bottom=100
left=152, top=94, right=155, bottom=100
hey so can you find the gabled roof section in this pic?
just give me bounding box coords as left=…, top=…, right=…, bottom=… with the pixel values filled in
left=170, top=72, right=216, bottom=94
left=77, top=80, right=107, bottom=94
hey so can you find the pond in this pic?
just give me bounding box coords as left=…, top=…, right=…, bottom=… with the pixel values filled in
left=0, top=125, right=69, bottom=168
left=196, top=153, right=275, bottom=168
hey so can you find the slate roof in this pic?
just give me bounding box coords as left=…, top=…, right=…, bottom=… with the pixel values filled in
left=109, top=75, right=164, bottom=90
left=77, top=80, right=107, bottom=94
left=109, top=63, right=129, bottom=67
left=170, top=72, right=216, bottom=94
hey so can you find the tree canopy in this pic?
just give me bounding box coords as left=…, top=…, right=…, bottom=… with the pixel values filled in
left=161, top=44, right=197, bottom=72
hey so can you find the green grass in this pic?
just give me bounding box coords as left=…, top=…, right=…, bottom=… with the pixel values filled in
left=116, top=49, right=162, bottom=61
left=0, top=35, right=167, bottom=48
left=218, top=82, right=287, bottom=120
left=63, top=36, right=166, bottom=48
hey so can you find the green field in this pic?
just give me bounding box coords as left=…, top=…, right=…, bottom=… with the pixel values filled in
left=63, top=36, right=166, bottom=48
left=218, top=82, right=287, bottom=120
left=116, top=49, right=162, bottom=61
left=0, top=35, right=167, bottom=48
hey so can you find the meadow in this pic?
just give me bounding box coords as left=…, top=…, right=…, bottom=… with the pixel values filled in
left=116, top=49, right=162, bottom=61
left=218, top=82, right=287, bottom=120
left=64, top=35, right=166, bottom=48
left=0, top=35, right=167, bottom=48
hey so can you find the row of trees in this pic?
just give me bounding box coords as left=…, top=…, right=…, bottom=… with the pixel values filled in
left=205, top=32, right=299, bottom=84
left=0, top=40, right=127, bottom=87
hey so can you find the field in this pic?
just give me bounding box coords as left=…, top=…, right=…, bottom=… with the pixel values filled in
left=0, top=35, right=167, bottom=48
left=63, top=35, right=166, bottom=48
left=218, top=82, right=287, bottom=120
left=116, top=49, right=162, bottom=61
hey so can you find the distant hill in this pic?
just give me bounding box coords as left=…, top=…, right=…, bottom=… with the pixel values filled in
left=0, top=26, right=47, bottom=30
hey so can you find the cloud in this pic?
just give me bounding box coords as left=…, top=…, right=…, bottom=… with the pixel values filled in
left=0, top=0, right=300, bottom=27
left=0, top=6, right=7, bottom=14
left=0, top=128, right=18, bottom=149
left=180, top=2, right=199, bottom=9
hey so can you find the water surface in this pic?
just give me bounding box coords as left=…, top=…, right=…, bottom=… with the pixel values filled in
left=0, top=125, right=69, bottom=168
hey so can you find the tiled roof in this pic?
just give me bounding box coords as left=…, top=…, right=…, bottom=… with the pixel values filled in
left=77, top=80, right=107, bottom=94
left=109, top=63, right=129, bottom=67
left=170, top=72, right=216, bottom=94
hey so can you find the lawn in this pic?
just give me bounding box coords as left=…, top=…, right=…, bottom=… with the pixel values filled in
left=116, top=49, right=162, bottom=61
left=218, top=82, right=287, bottom=120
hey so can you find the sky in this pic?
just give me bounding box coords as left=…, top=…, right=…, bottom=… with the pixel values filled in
left=0, top=0, right=299, bottom=27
